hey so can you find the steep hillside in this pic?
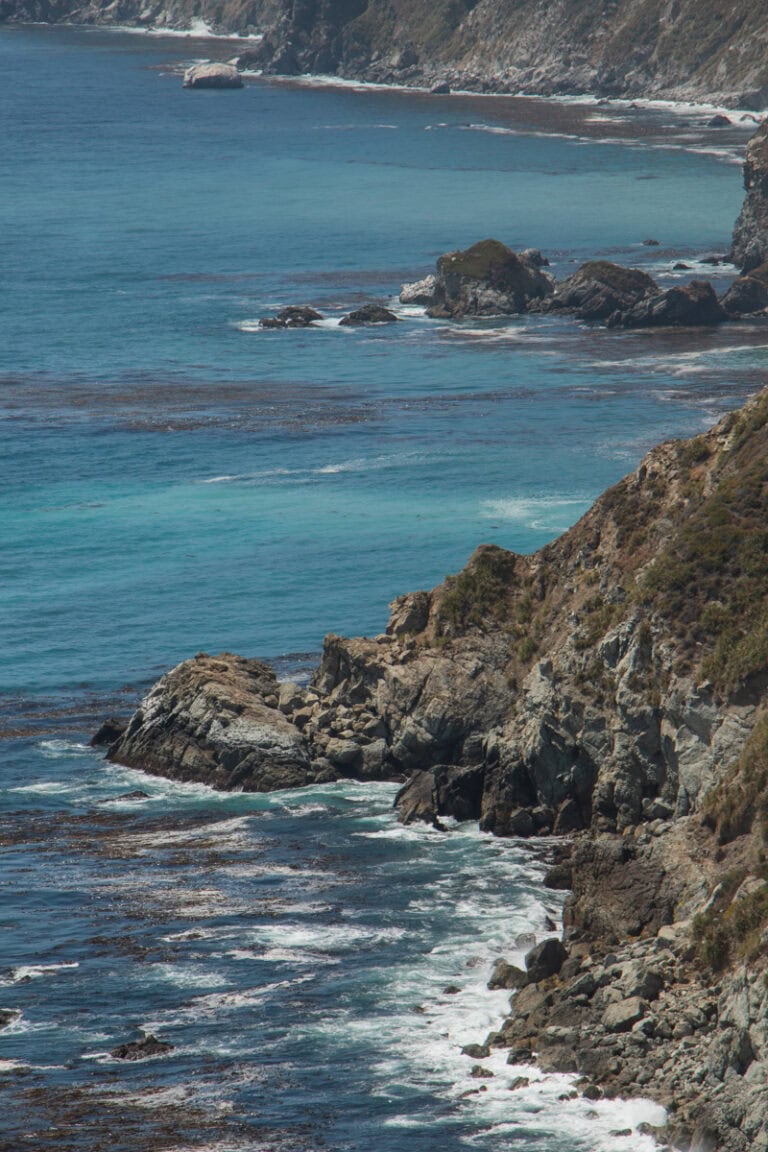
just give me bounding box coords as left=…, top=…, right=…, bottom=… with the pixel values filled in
left=5, top=0, right=768, bottom=105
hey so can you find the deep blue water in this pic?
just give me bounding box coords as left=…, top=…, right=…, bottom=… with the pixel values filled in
left=1, top=21, right=767, bottom=1150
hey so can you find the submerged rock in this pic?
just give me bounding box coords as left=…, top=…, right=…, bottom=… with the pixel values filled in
left=182, top=62, right=243, bottom=90
left=426, top=238, right=553, bottom=319
left=111, top=1034, right=174, bottom=1060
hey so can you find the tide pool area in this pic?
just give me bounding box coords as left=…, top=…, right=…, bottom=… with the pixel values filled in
left=1, top=21, right=766, bottom=1150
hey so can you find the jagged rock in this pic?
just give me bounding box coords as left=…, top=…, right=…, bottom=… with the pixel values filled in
left=395, top=762, right=485, bottom=825
left=564, top=837, right=676, bottom=941
left=608, top=279, right=726, bottom=327
left=721, top=261, right=768, bottom=314
left=182, top=63, right=243, bottom=90
left=339, top=304, right=399, bottom=325
left=111, top=1034, right=174, bottom=1060
left=387, top=591, right=431, bottom=636
left=602, top=996, right=646, bottom=1032
left=488, top=959, right=526, bottom=990
left=399, top=276, right=437, bottom=305
left=732, top=122, right=768, bottom=271
left=108, top=653, right=317, bottom=791
left=90, top=717, right=127, bottom=747
left=537, top=261, right=657, bottom=320
left=259, top=306, right=323, bottom=329
left=524, top=937, right=566, bottom=983
left=426, top=239, right=553, bottom=319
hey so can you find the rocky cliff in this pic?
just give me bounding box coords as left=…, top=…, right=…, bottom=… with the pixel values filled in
left=731, top=120, right=768, bottom=270
left=106, top=386, right=768, bottom=1149
left=5, top=0, right=768, bottom=107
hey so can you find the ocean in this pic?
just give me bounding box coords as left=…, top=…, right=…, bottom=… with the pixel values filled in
left=1, top=21, right=765, bottom=1149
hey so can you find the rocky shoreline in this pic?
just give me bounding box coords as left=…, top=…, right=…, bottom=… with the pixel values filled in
left=5, top=1, right=768, bottom=109
left=86, top=71, right=768, bottom=1152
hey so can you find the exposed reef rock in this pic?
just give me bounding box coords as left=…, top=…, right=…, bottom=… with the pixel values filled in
left=607, top=278, right=726, bottom=327
left=339, top=303, right=399, bottom=325
left=182, top=61, right=243, bottom=88
left=533, top=260, right=658, bottom=321
left=259, top=305, right=323, bottom=328
left=424, top=239, right=553, bottom=319
left=721, top=261, right=768, bottom=315
left=732, top=122, right=768, bottom=271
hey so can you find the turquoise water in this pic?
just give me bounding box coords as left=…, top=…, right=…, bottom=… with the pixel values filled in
left=1, top=22, right=766, bottom=1149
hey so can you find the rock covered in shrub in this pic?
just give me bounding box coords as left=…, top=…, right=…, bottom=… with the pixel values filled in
left=426, top=238, right=553, bottom=319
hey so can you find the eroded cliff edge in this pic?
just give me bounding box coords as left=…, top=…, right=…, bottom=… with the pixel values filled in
left=5, top=0, right=768, bottom=107
left=105, top=387, right=768, bottom=1150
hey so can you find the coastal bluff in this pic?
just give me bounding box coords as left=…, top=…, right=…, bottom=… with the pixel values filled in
left=106, top=387, right=768, bottom=1150
left=4, top=0, right=768, bottom=107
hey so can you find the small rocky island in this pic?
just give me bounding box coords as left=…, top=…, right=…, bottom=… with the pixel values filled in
left=95, top=121, right=768, bottom=1152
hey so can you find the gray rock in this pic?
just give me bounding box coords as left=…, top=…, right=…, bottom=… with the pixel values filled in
left=183, top=62, right=244, bottom=89
left=524, top=938, right=567, bottom=983
left=488, top=959, right=527, bottom=990
left=602, top=996, right=646, bottom=1032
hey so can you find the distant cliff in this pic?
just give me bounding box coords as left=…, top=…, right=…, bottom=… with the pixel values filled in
left=5, top=0, right=768, bottom=106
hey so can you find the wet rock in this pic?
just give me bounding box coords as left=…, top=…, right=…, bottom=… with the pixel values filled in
left=108, top=653, right=318, bottom=792
left=721, top=261, right=768, bottom=314
left=430, top=81, right=451, bottom=95
left=509, top=1075, right=530, bottom=1090
left=642, top=238, right=660, bottom=246
left=399, top=275, right=437, bottom=305
left=111, top=1034, right=174, bottom=1060
left=339, top=304, right=399, bottom=325
left=707, top=114, right=731, bottom=128
left=0, top=1009, right=19, bottom=1030
left=471, top=1064, right=494, bottom=1078
left=91, top=717, right=127, bottom=747
left=538, top=260, right=657, bottom=321
left=395, top=762, right=485, bottom=825
left=608, top=279, right=726, bottom=327
left=461, top=1043, right=490, bottom=1058
left=488, top=959, right=527, bottom=990
left=260, top=305, right=323, bottom=329
left=183, top=62, right=243, bottom=89
left=426, top=238, right=553, bottom=318
left=524, top=938, right=567, bottom=983
left=104, top=789, right=150, bottom=802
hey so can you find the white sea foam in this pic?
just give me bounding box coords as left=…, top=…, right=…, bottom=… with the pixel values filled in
left=480, top=495, right=591, bottom=533
left=105, top=20, right=263, bottom=41
left=1, top=962, right=78, bottom=986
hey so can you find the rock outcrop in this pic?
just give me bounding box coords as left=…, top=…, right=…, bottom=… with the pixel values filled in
left=259, top=305, right=323, bottom=329
left=731, top=121, right=768, bottom=271
left=534, top=260, right=657, bottom=321
left=607, top=278, right=726, bottom=327
left=422, top=239, right=553, bottom=319
left=182, top=62, right=243, bottom=89
left=339, top=304, right=399, bottom=325
left=721, top=261, right=768, bottom=315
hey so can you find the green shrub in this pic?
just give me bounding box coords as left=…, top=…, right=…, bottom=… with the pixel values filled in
left=437, top=545, right=517, bottom=630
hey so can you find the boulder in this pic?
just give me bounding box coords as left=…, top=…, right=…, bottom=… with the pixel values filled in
left=602, top=996, right=646, bottom=1032
left=538, top=261, right=657, bottom=320
left=91, top=717, right=127, bottom=747
left=426, top=239, right=553, bottom=319
left=524, top=937, right=566, bottom=983
left=488, top=959, right=527, bottom=990
left=399, top=275, right=437, bottom=305
left=260, top=306, right=323, bottom=329
left=720, top=261, right=768, bottom=314
left=339, top=304, right=399, bottom=325
left=707, top=114, right=731, bottom=128
left=111, top=1034, right=174, bottom=1060
left=607, top=279, right=726, bottom=327
left=108, top=653, right=317, bottom=792
left=395, top=762, right=485, bottom=825
left=183, top=63, right=243, bottom=90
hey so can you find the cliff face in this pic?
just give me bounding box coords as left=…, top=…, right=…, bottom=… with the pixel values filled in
left=5, top=0, right=768, bottom=106
left=106, top=390, right=768, bottom=1149
left=731, top=121, right=768, bottom=270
